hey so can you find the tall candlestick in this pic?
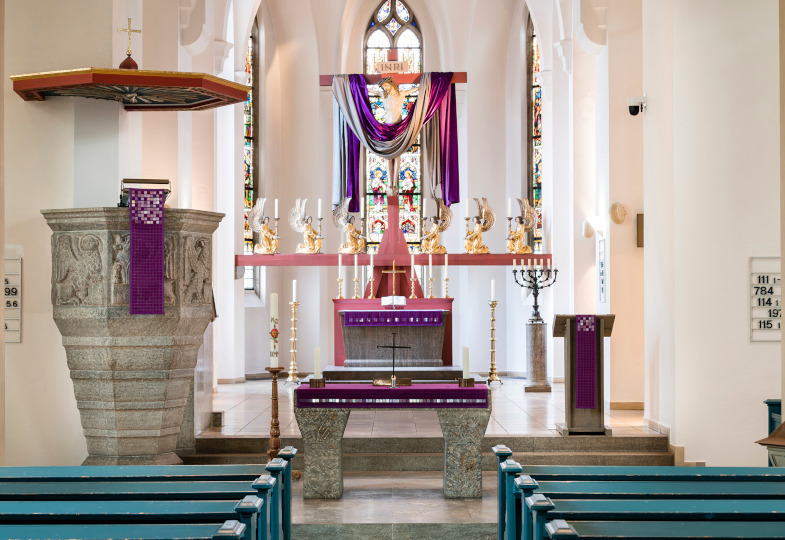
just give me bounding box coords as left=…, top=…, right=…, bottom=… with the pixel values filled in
left=491, top=279, right=496, bottom=301
left=314, top=347, right=321, bottom=379
left=270, top=293, right=279, bottom=368
left=462, top=346, right=470, bottom=379
left=292, top=280, right=297, bottom=303
left=318, top=198, right=322, bottom=219
left=274, top=199, right=279, bottom=219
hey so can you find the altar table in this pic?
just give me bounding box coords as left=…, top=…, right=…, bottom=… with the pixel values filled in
left=293, top=384, right=491, bottom=499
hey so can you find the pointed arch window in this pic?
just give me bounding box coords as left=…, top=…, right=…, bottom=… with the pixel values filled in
left=243, top=24, right=258, bottom=289
left=527, top=16, right=543, bottom=252
left=363, top=0, right=423, bottom=254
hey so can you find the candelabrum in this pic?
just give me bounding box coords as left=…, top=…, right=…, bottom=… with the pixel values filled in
left=513, top=264, right=558, bottom=322
left=444, top=277, right=450, bottom=299
left=265, top=366, right=285, bottom=460
left=336, top=278, right=344, bottom=299
left=353, top=277, right=360, bottom=299
left=487, top=300, right=502, bottom=386
left=287, top=301, right=300, bottom=384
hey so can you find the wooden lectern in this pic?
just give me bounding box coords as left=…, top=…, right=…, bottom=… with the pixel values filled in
left=553, top=314, right=615, bottom=436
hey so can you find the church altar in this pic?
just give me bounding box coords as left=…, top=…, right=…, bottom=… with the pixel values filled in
left=293, top=384, right=491, bottom=499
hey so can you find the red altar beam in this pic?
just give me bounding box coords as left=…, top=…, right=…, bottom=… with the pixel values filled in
left=235, top=253, right=551, bottom=267
left=319, top=72, right=467, bottom=86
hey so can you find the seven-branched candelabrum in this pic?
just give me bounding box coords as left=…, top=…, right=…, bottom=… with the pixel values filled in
left=512, top=265, right=558, bottom=323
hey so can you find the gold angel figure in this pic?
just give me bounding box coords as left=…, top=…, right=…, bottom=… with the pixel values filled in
left=420, top=198, right=452, bottom=254
left=250, top=198, right=279, bottom=255
left=333, top=197, right=366, bottom=254
left=507, top=197, right=535, bottom=254
left=464, top=197, right=495, bottom=254
left=289, top=198, right=322, bottom=254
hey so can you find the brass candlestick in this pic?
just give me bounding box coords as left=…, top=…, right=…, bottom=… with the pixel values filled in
left=409, top=272, right=417, bottom=299
left=353, top=277, right=360, bottom=299
left=316, top=218, right=324, bottom=254
left=287, top=301, right=300, bottom=384
left=274, top=218, right=280, bottom=253
left=265, top=366, right=285, bottom=460
left=336, top=278, right=344, bottom=299
left=444, top=277, right=450, bottom=299
left=428, top=277, right=435, bottom=299
left=487, top=300, right=502, bottom=386
left=368, top=275, right=376, bottom=299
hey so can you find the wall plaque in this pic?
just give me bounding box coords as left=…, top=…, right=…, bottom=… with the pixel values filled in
left=750, top=257, right=781, bottom=342
left=3, top=258, right=22, bottom=343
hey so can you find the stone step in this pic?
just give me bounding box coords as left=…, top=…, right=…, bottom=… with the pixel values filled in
left=290, top=523, right=495, bottom=540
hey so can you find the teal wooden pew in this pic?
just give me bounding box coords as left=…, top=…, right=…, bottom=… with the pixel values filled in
left=545, top=519, right=785, bottom=539
left=0, top=519, right=246, bottom=540
left=514, top=464, right=785, bottom=482
left=0, top=465, right=267, bottom=482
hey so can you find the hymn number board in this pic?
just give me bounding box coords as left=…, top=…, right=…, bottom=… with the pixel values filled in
left=750, top=257, right=781, bottom=342
left=3, top=258, right=22, bottom=343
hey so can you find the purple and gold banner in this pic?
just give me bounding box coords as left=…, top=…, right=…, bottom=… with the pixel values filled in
left=129, top=188, right=165, bottom=315
left=343, top=310, right=443, bottom=327
left=297, top=383, right=488, bottom=409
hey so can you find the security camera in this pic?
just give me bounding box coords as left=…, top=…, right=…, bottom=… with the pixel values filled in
left=627, top=95, right=647, bottom=116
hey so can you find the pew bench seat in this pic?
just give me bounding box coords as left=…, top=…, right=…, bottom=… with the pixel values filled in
left=0, top=519, right=246, bottom=540
left=0, top=465, right=267, bottom=483
left=517, top=465, right=785, bottom=482
left=519, top=479, right=785, bottom=499
left=0, top=480, right=261, bottom=501
left=546, top=519, right=785, bottom=539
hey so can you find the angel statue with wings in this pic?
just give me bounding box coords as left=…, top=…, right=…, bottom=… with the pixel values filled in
left=289, top=198, right=322, bottom=254
left=333, top=198, right=365, bottom=254
left=464, top=198, right=495, bottom=254
left=506, top=198, right=535, bottom=254
left=250, top=198, right=279, bottom=255
left=420, top=198, right=452, bottom=254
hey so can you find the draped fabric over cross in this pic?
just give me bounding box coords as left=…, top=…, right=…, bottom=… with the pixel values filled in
left=331, top=72, right=460, bottom=212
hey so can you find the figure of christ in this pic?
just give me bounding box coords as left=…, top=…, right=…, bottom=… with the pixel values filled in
left=506, top=216, right=532, bottom=254
left=296, top=216, right=322, bottom=254
left=255, top=216, right=280, bottom=255
left=338, top=216, right=366, bottom=254
left=367, top=76, right=419, bottom=125
left=421, top=217, right=447, bottom=254
left=464, top=216, right=490, bottom=254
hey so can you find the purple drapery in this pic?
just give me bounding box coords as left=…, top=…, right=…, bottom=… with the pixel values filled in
left=341, top=72, right=459, bottom=212
left=296, top=383, right=489, bottom=409
left=343, top=310, right=443, bottom=326
left=129, top=188, right=165, bottom=315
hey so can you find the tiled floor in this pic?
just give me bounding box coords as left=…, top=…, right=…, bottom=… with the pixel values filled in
left=202, top=377, right=658, bottom=438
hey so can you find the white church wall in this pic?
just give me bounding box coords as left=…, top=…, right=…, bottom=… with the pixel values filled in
left=0, top=0, right=6, bottom=465
left=646, top=0, right=781, bottom=465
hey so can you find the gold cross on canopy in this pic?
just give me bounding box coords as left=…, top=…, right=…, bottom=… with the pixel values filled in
left=118, top=17, right=141, bottom=56
left=382, top=261, right=407, bottom=296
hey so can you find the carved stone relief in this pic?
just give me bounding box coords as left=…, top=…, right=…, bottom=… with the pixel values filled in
left=183, top=236, right=212, bottom=305
left=110, top=233, right=130, bottom=306
left=164, top=235, right=177, bottom=306
left=53, top=233, right=105, bottom=306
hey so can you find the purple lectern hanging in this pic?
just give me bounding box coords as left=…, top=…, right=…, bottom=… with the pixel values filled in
left=575, top=315, right=597, bottom=409
left=129, top=188, right=165, bottom=315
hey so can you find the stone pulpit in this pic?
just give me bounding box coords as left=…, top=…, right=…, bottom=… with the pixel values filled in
left=42, top=207, right=223, bottom=465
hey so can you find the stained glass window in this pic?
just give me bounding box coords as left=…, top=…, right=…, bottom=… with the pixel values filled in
left=528, top=18, right=543, bottom=253
left=243, top=27, right=257, bottom=289
left=364, top=0, right=422, bottom=254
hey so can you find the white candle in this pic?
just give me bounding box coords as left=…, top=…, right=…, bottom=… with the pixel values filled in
left=370, top=253, right=374, bottom=271
left=274, top=199, right=278, bottom=219
left=354, top=253, right=358, bottom=280
left=338, top=254, right=342, bottom=277
left=411, top=253, right=415, bottom=272
left=360, top=200, right=365, bottom=218
left=553, top=258, right=557, bottom=270
left=318, top=198, right=322, bottom=219
left=270, top=293, right=279, bottom=368
left=292, top=280, right=297, bottom=303
left=513, top=259, right=517, bottom=272
left=462, top=346, right=470, bottom=379
left=507, top=197, right=512, bottom=216
left=423, top=197, right=427, bottom=217
left=465, top=199, right=469, bottom=217
left=429, top=253, right=433, bottom=278
left=445, top=254, right=449, bottom=278
left=491, top=279, right=496, bottom=301
left=314, top=347, right=321, bottom=379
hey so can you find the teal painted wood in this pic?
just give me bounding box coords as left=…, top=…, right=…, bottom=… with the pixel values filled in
left=0, top=480, right=260, bottom=500
left=502, top=459, right=523, bottom=540
left=519, top=465, right=785, bottom=482
left=493, top=445, right=513, bottom=540
left=0, top=465, right=266, bottom=482
left=277, top=447, right=298, bottom=540
left=235, top=496, right=264, bottom=540
left=0, top=520, right=245, bottom=540
left=521, top=479, right=785, bottom=499
left=253, top=475, right=275, bottom=540
left=0, top=499, right=246, bottom=521
left=265, top=459, right=286, bottom=540
left=547, top=519, right=785, bottom=539
left=765, top=399, right=782, bottom=436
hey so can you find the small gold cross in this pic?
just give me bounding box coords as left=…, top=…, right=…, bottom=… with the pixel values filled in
left=382, top=261, right=407, bottom=297
left=118, top=17, right=141, bottom=57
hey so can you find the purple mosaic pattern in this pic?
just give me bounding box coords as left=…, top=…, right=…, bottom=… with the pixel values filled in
left=575, top=315, right=597, bottom=409
left=296, top=383, right=488, bottom=409
left=129, top=188, right=165, bottom=315
left=343, top=310, right=443, bottom=327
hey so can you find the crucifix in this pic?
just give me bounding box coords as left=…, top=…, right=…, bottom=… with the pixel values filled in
left=381, top=260, right=407, bottom=297
left=117, top=17, right=141, bottom=59
left=377, top=332, right=411, bottom=388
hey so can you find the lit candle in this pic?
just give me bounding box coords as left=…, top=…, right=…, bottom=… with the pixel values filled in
left=354, top=253, right=358, bottom=280
left=292, top=280, right=297, bottom=303
left=507, top=197, right=512, bottom=217
left=491, top=279, right=496, bottom=301
left=445, top=254, right=449, bottom=278
left=270, top=293, right=278, bottom=368
left=318, top=198, right=322, bottom=219
left=274, top=199, right=279, bottom=219
left=462, top=346, right=470, bottom=379
left=429, top=253, right=433, bottom=278
left=314, top=347, right=321, bottom=379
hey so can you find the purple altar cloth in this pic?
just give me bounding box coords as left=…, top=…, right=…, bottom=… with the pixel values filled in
left=575, top=315, right=597, bottom=409
left=129, top=188, right=165, bottom=315
left=296, top=383, right=488, bottom=409
left=343, top=310, right=443, bottom=327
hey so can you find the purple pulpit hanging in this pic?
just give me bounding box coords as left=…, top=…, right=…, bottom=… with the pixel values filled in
left=575, top=315, right=597, bottom=409
left=343, top=310, right=443, bottom=327
left=129, top=188, right=165, bottom=315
